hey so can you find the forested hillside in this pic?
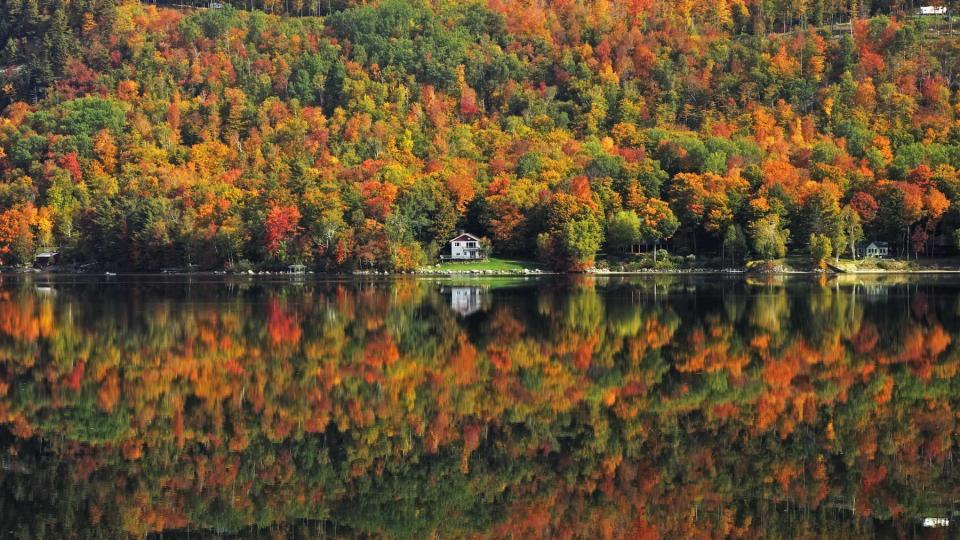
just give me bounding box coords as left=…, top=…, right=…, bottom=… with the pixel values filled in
left=1, top=0, right=959, bottom=271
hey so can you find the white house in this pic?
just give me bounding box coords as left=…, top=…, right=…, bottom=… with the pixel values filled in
left=920, top=5, right=948, bottom=15
left=856, top=241, right=890, bottom=258
left=448, top=233, right=485, bottom=260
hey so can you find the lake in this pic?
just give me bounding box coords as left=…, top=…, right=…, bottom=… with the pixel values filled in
left=0, top=274, right=958, bottom=538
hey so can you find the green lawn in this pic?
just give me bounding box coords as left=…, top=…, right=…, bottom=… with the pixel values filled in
left=830, top=258, right=911, bottom=272
left=831, top=257, right=960, bottom=272
left=744, top=256, right=813, bottom=272
left=429, top=257, right=543, bottom=272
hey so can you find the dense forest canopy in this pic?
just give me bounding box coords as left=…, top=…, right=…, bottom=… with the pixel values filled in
left=1, top=0, right=960, bottom=270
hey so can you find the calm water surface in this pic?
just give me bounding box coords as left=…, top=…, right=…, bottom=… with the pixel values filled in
left=1, top=274, right=959, bottom=538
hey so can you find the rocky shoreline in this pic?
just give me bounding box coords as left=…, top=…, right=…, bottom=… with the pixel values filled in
left=7, top=265, right=960, bottom=278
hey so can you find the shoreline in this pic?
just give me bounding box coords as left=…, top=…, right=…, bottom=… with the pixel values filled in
left=7, top=267, right=960, bottom=278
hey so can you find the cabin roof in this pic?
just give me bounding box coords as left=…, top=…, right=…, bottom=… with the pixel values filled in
left=450, top=233, right=480, bottom=243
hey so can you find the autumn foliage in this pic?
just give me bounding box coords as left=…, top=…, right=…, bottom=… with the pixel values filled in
left=0, top=1, right=959, bottom=272
left=0, top=277, right=956, bottom=537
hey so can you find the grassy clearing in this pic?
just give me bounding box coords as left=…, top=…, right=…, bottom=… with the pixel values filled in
left=744, top=256, right=814, bottom=272
left=429, top=257, right=543, bottom=272
left=830, top=258, right=914, bottom=272
left=831, top=257, right=960, bottom=272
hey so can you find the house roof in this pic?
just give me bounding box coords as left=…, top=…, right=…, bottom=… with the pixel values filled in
left=450, top=233, right=480, bottom=243
left=856, top=241, right=889, bottom=249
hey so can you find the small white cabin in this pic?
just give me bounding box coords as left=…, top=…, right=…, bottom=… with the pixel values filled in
left=920, top=6, right=948, bottom=15
left=448, top=233, right=484, bottom=260
left=856, top=241, right=890, bottom=258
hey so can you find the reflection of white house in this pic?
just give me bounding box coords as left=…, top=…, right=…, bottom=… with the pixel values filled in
left=448, top=233, right=485, bottom=260
left=856, top=241, right=890, bottom=258
left=448, top=287, right=483, bottom=316
left=920, top=6, right=948, bottom=15
left=858, top=284, right=890, bottom=296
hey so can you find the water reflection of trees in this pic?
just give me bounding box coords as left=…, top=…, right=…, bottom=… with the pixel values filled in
left=0, top=277, right=958, bottom=538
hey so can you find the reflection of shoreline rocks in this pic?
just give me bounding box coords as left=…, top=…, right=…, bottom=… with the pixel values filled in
left=416, top=267, right=550, bottom=276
